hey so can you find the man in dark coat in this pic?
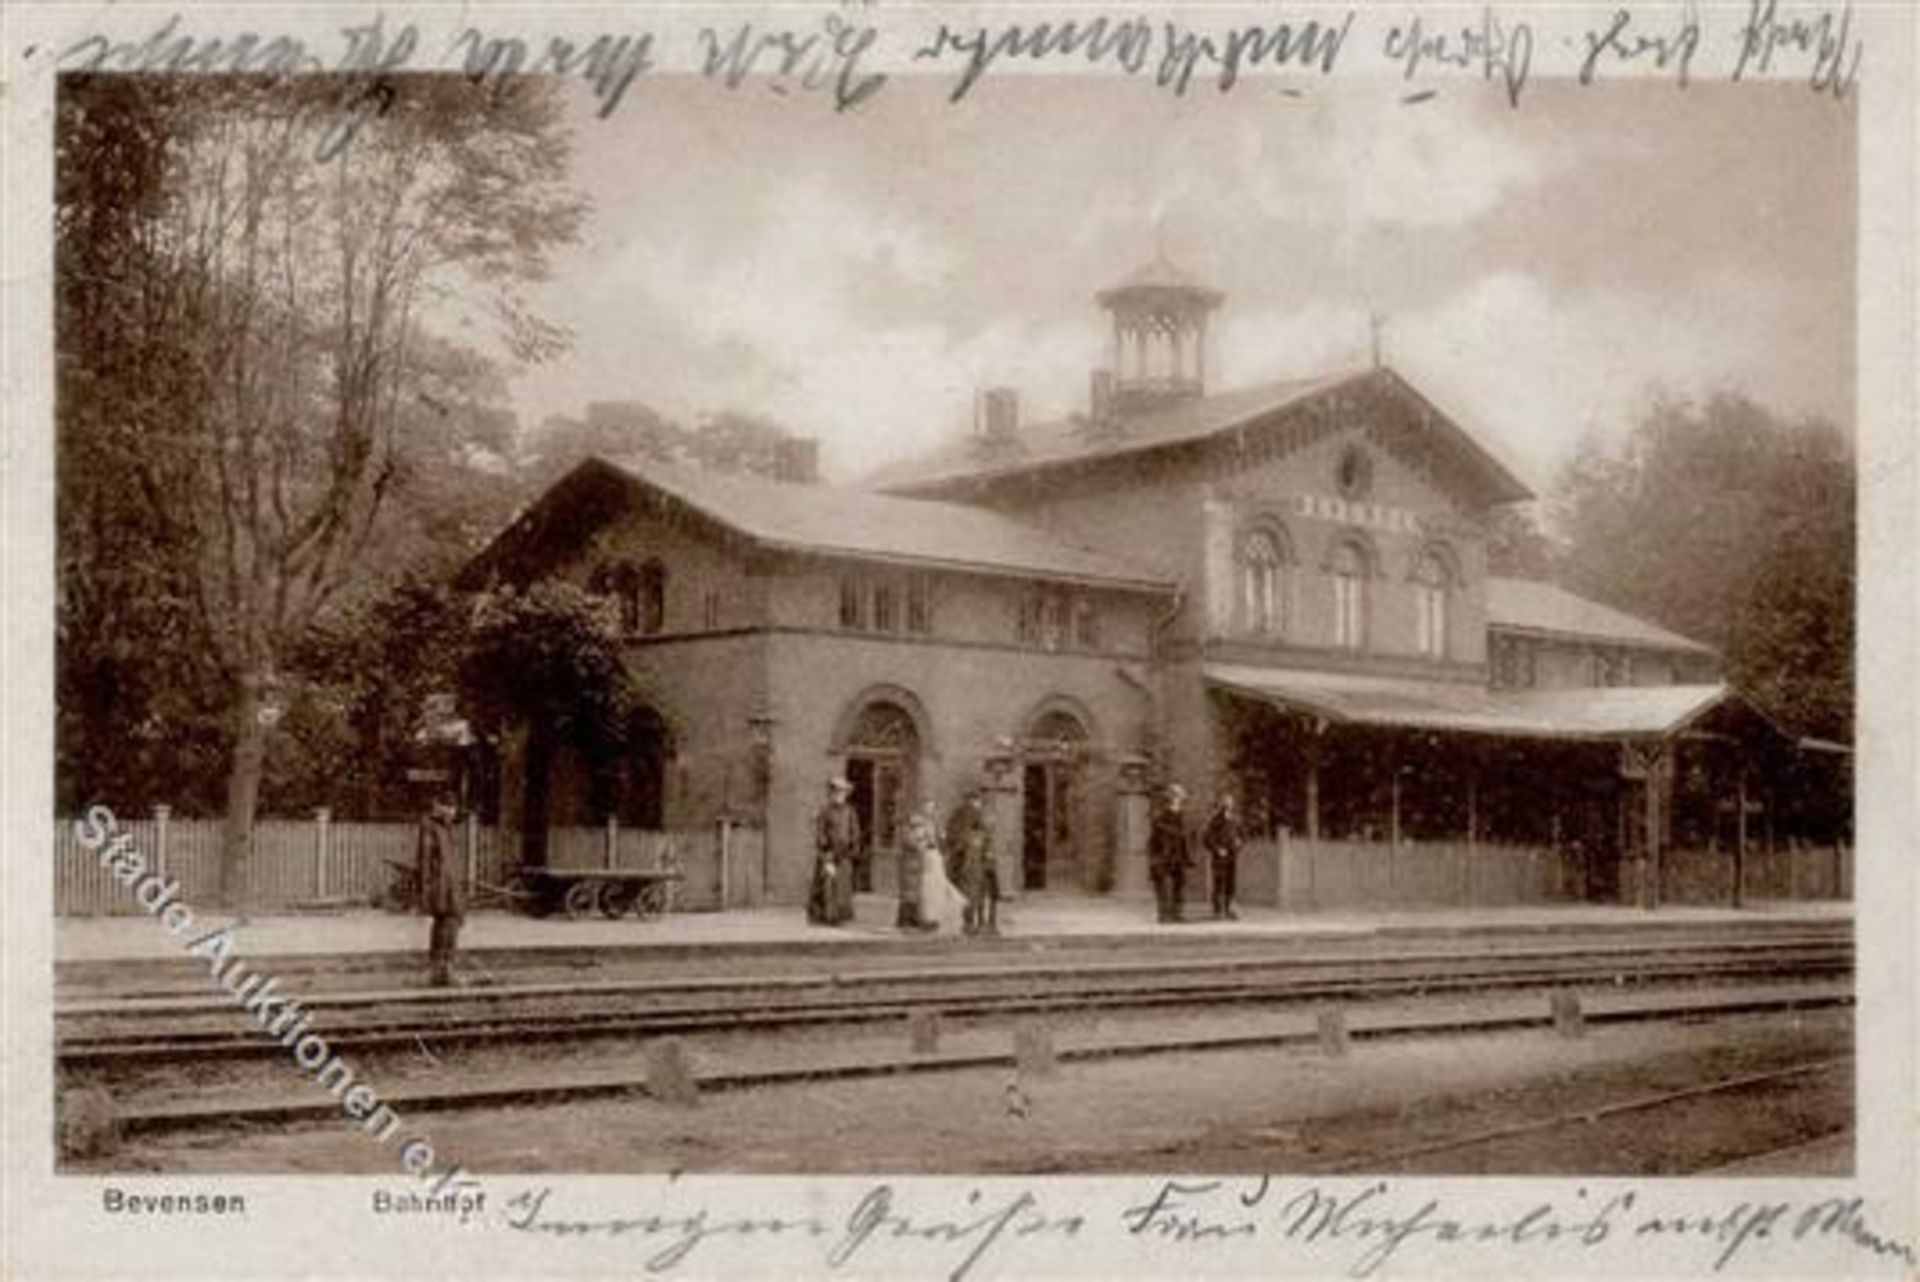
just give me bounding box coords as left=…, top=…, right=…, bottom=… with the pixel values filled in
left=945, top=787, right=997, bottom=935
left=1202, top=791, right=1245, bottom=920
left=809, top=777, right=860, bottom=926
left=415, top=793, right=464, bottom=986
left=1149, top=784, right=1193, bottom=924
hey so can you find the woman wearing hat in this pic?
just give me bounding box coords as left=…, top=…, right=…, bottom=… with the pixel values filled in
left=809, top=776, right=860, bottom=925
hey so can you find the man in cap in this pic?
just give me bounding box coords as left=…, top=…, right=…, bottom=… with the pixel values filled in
left=415, top=790, right=464, bottom=986
left=945, top=785, right=997, bottom=935
left=1202, top=790, right=1246, bottom=920
left=809, top=776, right=860, bottom=925
left=1148, top=783, right=1194, bottom=924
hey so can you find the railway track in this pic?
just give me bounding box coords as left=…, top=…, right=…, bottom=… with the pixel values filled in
left=60, top=933, right=1850, bottom=1066
left=54, top=917, right=1853, bottom=1000
left=1309, top=1055, right=1854, bottom=1175
left=83, top=984, right=1852, bottom=1141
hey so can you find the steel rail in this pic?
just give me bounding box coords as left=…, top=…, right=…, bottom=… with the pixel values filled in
left=54, top=922, right=1854, bottom=1001
left=91, top=987, right=1853, bottom=1140
left=59, top=932, right=1851, bottom=1020
left=1309, top=1056, right=1854, bottom=1174
left=60, top=948, right=1849, bottom=1066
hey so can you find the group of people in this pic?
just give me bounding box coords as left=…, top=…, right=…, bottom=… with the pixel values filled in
left=414, top=772, right=1250, bottom=985
left=811, top=773, right=1248, bottom=933
left=412, top=775, right=1248, bottom=985
left=807, top=777, right=1001, bottom=935
left=1149, top=784, right=1246, bottom=925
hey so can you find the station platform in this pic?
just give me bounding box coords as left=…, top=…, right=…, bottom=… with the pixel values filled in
left=55, top=893, right=1851, bottom=966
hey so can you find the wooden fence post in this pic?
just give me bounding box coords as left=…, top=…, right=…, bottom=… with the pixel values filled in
left=605, top=814, right=618, bottom=870
left=465, top=810, right=479, bottom=897
left=313, top=807, right=332, bottom=899
left=152, top=804, right=171, bottom=883
left=1317, top=1008, right=1350, bottom=1057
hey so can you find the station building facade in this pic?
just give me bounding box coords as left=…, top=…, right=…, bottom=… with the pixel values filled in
left=464, top=260, right=1847, bottom=910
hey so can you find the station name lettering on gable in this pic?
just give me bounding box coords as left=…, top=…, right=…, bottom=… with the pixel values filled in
left=1294, top=493, right=1424, bottom=537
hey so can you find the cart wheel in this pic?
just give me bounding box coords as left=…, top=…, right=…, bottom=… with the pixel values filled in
left=597, top=882, right=637, bottom=918
left=563, top=880, right=599, bottom=919
left=635, top=882, right=667, bottom=920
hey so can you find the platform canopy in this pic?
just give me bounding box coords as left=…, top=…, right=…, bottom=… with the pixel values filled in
left=1205, top=664, right=1732, bottom=743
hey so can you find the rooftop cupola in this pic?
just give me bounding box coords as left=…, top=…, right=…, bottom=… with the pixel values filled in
left=1094, top=255, right=1223, bottom=417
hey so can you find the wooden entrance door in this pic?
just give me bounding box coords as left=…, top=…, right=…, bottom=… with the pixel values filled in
left=1021, top=760, right=1080, bottom=891
left=1021, top=709, right=1089, bottom=891
left=845, top=756, right=906, bottom=893
left=844, top=700, right=919, bottom=894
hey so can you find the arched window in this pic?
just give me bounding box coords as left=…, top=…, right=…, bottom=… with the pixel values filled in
left=844, top=700, right=921, bottom=869
left=1412, top=548, right=1452, bottom=658
left=1329, top=541, right=1368, bottom=650
left=1239, top=528, right=1288, bottom=636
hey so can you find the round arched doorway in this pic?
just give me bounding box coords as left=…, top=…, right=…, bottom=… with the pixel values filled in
left=842, top=700, right=920, bottom=893
left=1021, top=708, right=1090, bottom=892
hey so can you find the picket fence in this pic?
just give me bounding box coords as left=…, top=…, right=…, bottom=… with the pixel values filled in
left=1235, top=836, right=1849, bottom=911
left=1236, top=838, right=1583, bottom=911
left=54, top=811, right=767, bottom=916
left=1658, top=842, right=1851, bottom=904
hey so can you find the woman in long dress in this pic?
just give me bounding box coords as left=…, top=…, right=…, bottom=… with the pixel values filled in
left=911, top=803, right=969, bottom=933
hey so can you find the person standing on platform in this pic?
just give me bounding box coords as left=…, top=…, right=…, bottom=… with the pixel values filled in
left=973, top=814, right=1001, bottom=936
left=947, top=786, right=998, bottom=936
left=1202, top=791, right=1245, bottom=920
left=415, top=791, right=464, bottom=986
left=898, top=806, right=936, bottom=931
left=1149, top=783, right=1193, bottom=924
left=809, top=777, right=860, bottom=926
left=913, top=800, right=968, bottom=932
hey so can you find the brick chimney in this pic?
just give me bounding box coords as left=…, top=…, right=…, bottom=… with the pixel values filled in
left=772, top=437, right=819, bottom=483
left=977, top=387, right=1020, bottom=447
left=1089, top=368, right=1115, bottom=428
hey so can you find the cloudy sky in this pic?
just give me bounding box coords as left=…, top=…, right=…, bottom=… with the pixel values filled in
left=506, top=75, right=1854, bottom=493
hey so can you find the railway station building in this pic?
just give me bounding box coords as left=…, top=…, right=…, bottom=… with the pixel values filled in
left=463, top=259, right=1850, bottom=911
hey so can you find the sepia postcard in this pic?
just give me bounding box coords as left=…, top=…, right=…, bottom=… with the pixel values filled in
left=2, top=1, right=1914, bottom=1277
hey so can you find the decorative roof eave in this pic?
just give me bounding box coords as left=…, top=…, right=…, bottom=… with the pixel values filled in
left=1369, top=367, right=1534, bottom=506
left=454, top=458, right=665, bottom=591
left=1486, top=621, right=1719, bottom=659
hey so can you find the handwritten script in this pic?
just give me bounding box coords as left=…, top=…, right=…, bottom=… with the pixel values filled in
left=57, top=0, right=1866, bottom=123
left=498, top=1178, right=1915, bottom=1278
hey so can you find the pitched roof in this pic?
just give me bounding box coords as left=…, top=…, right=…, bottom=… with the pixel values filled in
left=1096, top=255, right=1224, bottom=304
left=866, top=370, right=1355, bottom=493
left=1207, top=665, right=1730, bottom=741
left=865, top=366, right=1534, bottom=504
left=1486, top=578, right=1715, bottom=655
left=594, top=458, right=1172, bottom=590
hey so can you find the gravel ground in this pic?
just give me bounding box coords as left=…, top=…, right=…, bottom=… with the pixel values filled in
left=85, top=1007, right=1850, bottom=1177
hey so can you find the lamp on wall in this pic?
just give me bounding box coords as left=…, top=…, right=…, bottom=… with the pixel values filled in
left=745, top=711, right=776, bottom=806
left=746, top=711, right=776, bottom=748
left=982, top=736, right=1017, bottom=790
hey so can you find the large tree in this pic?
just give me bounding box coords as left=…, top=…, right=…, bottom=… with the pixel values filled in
left=1550, top=392, right=1853, bottom=740
left=56, top=78, right=231, bottom=813
left=56, top=75, right=583, bottom=903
